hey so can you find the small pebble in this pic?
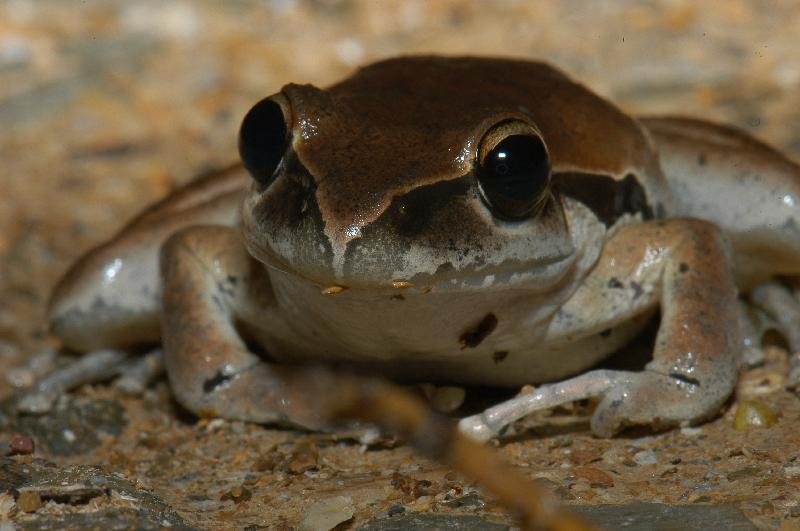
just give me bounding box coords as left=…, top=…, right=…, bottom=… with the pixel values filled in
left=7, top=434, right=34, bottom=455
left=633, top=450, right=658, bottom=466
left=220, top=485, right=252, bottom=503
left=430, top=386, right=465, bottom=413
left=299, top=496, right=354, bottom=531
left=733, top=400, right=778, bottom=430
left=16, top=491, right=42, bottom=513
left=286, top=442, right=319, bottom=475
left=783, top=466, right=800, bottom=478
left=572, top=466, right=614, bottom=488
left=443, top=492, right=486, bottom=509
left=205, top=418, right=227, bottom=432
left=0, top=492, right=15, bottom=519
left=387, top=504, right=405, bottom=516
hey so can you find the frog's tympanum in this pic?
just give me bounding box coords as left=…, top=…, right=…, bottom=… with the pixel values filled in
left=44, top=57, right=800, bottom=438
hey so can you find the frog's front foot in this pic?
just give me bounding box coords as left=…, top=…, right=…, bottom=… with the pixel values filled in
left=589, top=369, right=720, bottom=437
left=458, top=369, right=630, bottom=441
left=459, top=367, right=731, bottom=440
left=462, top=219, right=741, bottom=441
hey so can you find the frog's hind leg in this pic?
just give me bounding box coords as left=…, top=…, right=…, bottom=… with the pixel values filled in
left=14, top=167, right=248, bottom=413
left=750, top=282, right=800, bottom=387
left=16, top=349, right=129, bottom=413
left=737, top=299, right=774, bottom=367
left=48, top=165, right=247, bottom=351
left=641, top=116, right=800, bottom=285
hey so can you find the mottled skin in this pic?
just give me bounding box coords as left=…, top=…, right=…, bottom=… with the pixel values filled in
left=46, top=57, right=800, bottom=437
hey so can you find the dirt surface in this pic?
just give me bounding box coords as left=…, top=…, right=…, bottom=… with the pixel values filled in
left=2, top=1, right=800, bottom=529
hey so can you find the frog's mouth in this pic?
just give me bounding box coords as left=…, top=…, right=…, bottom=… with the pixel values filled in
left=244, top=230, right=576, bottom=296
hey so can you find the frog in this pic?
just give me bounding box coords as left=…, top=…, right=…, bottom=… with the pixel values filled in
left=33, top=56, right=800, bottom=440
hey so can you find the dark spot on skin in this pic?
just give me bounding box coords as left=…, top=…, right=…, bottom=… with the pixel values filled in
left=679, top=262, right=689, bottom=273
left=492, top=350, right=509, bottom=364
left=608, top=277, right=624, bottom=289
left=698, top=153, right=707, bottom=166
left=211, top=293, right=227, bottom=312
left=630, top=281, right=643, bottom=299
left=391, top=293, right=405, bottom=301
left=599, top=329, right=612, bottom=338
left=669, top=373, right=700, bottom=387
left=217, top=280, right=236, bottom=299
left=203, top=371, right=233, bottom=393
left=227, top=275, right=238, bottom=285
left=459, top=313, right=498, bottom=349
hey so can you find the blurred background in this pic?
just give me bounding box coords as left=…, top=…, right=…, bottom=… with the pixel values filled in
left=2, top=2, right=800, bottom=528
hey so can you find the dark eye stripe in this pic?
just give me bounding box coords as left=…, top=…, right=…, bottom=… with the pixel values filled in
left=553, top=172, right=653, bottom=226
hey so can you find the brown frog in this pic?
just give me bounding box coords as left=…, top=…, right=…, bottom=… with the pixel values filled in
left=37, top=56, right=800, bottom=439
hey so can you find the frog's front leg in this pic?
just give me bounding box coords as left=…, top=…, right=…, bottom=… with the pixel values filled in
left=160, top=225, right=322, bottom=428
left=461, top=219, right=740, bottom=439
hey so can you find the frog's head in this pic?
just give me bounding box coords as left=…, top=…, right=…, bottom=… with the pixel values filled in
left=239, top=57, right=655, bottom=292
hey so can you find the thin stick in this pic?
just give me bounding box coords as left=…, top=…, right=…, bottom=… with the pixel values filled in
left=302, top=368, right=594, bottom=531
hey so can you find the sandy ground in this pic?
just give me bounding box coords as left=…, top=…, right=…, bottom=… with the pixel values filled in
left=2, top=1, right=800, bottom=529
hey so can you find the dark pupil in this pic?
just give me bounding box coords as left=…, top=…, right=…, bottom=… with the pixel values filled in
left=239, top=98, right=287, bottom=185
left=480, top=134, right=550, bottom=219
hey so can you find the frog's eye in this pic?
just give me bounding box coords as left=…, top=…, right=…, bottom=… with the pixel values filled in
left=239, top=97, right=289, bottom=186
left=477, top=121, right=551, bottom=220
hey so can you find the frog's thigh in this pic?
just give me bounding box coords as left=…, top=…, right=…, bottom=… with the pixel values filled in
left=49, top=174, right=245, bottom=352
left=159, top=225, right=319, bottom=427
left=642, top=116, right=800, bottom=282
left=461, top=219, right=740, bottom=439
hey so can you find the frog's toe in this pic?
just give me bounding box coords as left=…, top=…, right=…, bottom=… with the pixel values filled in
left=13, top=349, right=162, bottom=414
left=169, top=361, right=332, bottom=431
left=113, top=349, right=164, bottom=395
left=589, top=370, right=717, bottom=438
left=13, top=349, right=129, bottom=413
left=750, top=282, right=800, bottom=388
